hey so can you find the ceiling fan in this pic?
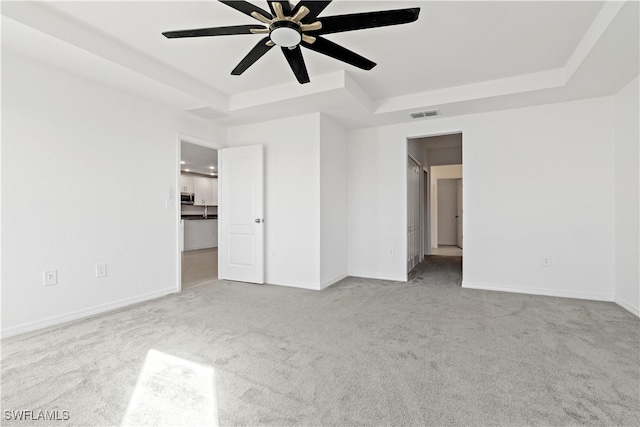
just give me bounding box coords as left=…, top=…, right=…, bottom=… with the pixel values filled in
left=162, top=1, right=420, bottom=84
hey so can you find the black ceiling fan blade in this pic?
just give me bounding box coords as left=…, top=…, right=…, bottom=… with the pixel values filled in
left=281, top=47, right=310, bottom=84
left=290, top=1, right=332, bottom=23
left=163, top=24, right=265, bottom=38
left=219, top=0, right=273, bottom=20
left=302, top=36, right=376, bottom=70
left=231, top=37, right=274, bottom=75
left=312, top=8, right=420, bottom=35
left=268, top=1, right=292, bottom=17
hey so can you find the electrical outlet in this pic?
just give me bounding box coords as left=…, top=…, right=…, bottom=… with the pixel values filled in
left=96, top=263, right=107, bottom=278
left=388, top=248, right=394, bottom=257
left=543, top=255, right=552, bottom=267
left=166, top=200, right=174, bottom=211
left=44, top=270, right=57, bottom=286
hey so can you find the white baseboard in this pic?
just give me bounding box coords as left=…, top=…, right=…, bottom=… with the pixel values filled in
left=461, top=281, right=615, bottom=302
left=348, top=272, right=407, bottom=282
left=614, top=298, right=640, bottom=317
left=1, top=288, right=176, bottom=339
left=320, top=273, right=348, bottom=290
left=266, top=280, right=321, bottom=291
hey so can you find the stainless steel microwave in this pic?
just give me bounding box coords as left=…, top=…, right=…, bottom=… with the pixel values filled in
left=181, top=192, right=195, bottom=205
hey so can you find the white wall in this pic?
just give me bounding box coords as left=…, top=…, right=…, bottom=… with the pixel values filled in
left=614, top=76, right=640, bottom=316
left=427, top=146, right=462, bottom=166
left=437, top=179, right=458, bottom=245
left=319, top=115, right=348, bottom=288
left=1, top=52, right=224, bottom=337
left=348, top=129, right=408, bottom=281
left=348, top=96, right=616, bottom=301
left=408, top=139, right=428, bottom=168
left=227, top=114, right=322, bottom=289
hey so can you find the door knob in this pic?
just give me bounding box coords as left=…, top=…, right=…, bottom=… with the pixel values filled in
left=255, top=218, right=262, bottom=223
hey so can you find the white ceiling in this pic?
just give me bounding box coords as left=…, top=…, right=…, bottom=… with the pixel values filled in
left=181, top=141, right=218, bottom=176
left=2, top=1, right=638, bottom=129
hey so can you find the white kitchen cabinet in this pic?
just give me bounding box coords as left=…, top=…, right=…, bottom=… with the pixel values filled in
left=180, top=175, right=194, bottom=193
left=183, top=219, right=218, bottom=250
left=193, top=177, right=218, bottom=206
left=193, top=177, right=213, bottom=206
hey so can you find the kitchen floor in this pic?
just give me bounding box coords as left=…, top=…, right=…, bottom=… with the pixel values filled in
left=181, top=247, right=218, bottom=290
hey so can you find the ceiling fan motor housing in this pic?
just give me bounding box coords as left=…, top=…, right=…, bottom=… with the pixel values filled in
left=269, top=20, right=302, bottom=47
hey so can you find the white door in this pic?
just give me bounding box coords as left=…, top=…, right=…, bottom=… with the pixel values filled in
left=219, top=145, right=264, bottom=284
left=407, top=156, right=420, bottom=272
left=456, top=179, right=463, bottom=249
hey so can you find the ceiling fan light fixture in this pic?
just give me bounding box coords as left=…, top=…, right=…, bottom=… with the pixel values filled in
left=162, top=1, right=421, bottom=84
left=269, top=21, right=301, bottom=47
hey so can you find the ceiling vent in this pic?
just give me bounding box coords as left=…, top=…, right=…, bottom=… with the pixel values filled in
left=185, top=106, right=225, bottom=120
left=410, top=109, right=439, bottom=119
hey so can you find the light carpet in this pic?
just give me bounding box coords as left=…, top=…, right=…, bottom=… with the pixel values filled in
left=2, top=256, right=638, bottom=426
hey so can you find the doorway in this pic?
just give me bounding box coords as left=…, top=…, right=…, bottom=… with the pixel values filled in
left=177, top=135, right=221, bottom=292
left=431, top=176, right=462, bottom=256
left=407, top=132, right=463, bottom=275
left=430, top=166, right=462, bottom=256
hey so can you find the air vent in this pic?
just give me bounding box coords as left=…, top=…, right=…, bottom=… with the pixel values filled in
left=409, top=109, right=439, bottom=119
left=185, top=106, right=225, bottom=120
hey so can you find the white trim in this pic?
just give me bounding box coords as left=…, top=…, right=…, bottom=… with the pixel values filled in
left=1, top=288, right=176, bottom=339
left=407, top=152, right=420, bottom=166
left=348, top=272, right=407, bottom=282
left=461, top=281, right=614, bottom=302
left=614, top=298, right=640, bottom=318
left=320, top=273, right=348, bottom=290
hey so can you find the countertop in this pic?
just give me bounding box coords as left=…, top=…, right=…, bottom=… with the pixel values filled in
left=182, top=215, right=218, bottom=220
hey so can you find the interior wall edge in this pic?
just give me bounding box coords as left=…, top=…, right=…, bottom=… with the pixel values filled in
left=319, top=273, right=349, bottom=290
left=265, top=280, right=322, bottom=291
left=347, top=273, right=408, bottom=283
left=614, top=298, right=640, bottom=318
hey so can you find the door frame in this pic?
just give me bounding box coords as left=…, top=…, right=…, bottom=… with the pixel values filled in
left=175, top=133, right=224, bottom=292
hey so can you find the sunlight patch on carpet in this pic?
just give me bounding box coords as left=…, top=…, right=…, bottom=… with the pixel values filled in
left=121, top=349, right=218, bottom=426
